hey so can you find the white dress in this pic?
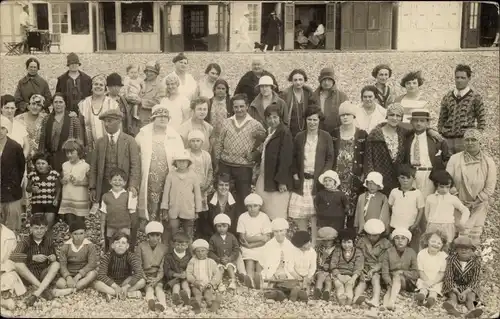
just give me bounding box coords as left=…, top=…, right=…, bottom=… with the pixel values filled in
left=235, top=17, right=253, bottom=52
left=160, top=95, right=191, bottom=132
left=416, top=248, right=447, bottom=295
left=236, top=212, right=272, bottom=261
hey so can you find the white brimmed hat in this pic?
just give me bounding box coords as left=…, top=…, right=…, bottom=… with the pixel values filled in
left=192, top=239, right=209, bottom=250
left=173, top=149, right=192, bottom=164
left=363, top=219, right=385, bottom=235
left=187, top=129, right=205, bottom=142
left=213, top=213, right=231, bottom=226
left=271, top=218, right=289, bottom=231
left=145, top=221, right=164, bottom=235
left=391, top=228, right=412, bottom=242
left=319, top=170, right=340, bottom=186
left=255, top=75, right=275, bottom=89
left=244, top=193, right=263, bottom=206
left=339, top=101, right=357, bottom=118
left=363, top=171, right=384, bottom=189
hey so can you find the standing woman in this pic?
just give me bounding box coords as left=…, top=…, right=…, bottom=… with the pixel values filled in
left=331, top=101, right=368, bottom=226
left=249, top=76, right=288, bottom=128
left=354, top=85, right=387, bottom=134
left=14, top=94, right=48, bottom=160
left=39, top=93, right=85, bottom=173
left=207, top=79, right=233, bottom=162
left=14, top=58, right=52, bottom=115
left=280, top=69, right=315, bottom=138
left=79, top=75, right=119, bottom=154
left=394, top=71, right=428, bottom=129
left=364, top=103, right=407, bottom=196
left=263, top=12, right=282, bottom=52
left=194, top=63, right=221, bottom=100
left=312, top=68, right=348, bottom=133
left=254, top=103, right=293, bottom=221
left=289, top=105, right=334, bottom=242
left=372, top=64, right=395, bottom=109
left=135, top=105, right=185, bottom=243
left=164, top=53, right=197, bottom=102
left=446, top=129, right=497, bottom=246
left=160, top=73, right=191, bottom=132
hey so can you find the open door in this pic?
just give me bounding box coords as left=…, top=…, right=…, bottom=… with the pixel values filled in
left=324, top=3, right=336, bottom=50
left=283, top=3, right=294, bottom=50
left=217, top=3, right=228, bottom=51
left=461, top=2, right=480, bottom=48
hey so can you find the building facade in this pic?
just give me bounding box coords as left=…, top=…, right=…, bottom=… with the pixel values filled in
left=0, top=1, right=497, bottom=53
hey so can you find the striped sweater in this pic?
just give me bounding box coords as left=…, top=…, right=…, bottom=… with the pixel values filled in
left=10, top=235, right=56, bottom=279
left=97, top=250, right=145, bottom=286
left=442, top=253, right=481, bottom=295
left=437, top=89, right=486, bottom=138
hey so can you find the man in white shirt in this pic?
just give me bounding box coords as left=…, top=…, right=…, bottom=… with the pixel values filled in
left=19, top=3, right=33, bottom=54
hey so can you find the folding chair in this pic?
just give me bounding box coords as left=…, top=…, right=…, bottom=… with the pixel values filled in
left=4, top=41, right=23, bottom=56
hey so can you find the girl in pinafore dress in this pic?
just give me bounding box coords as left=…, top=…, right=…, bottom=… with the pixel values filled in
left=59, top=139, right=90, bottom=225
left=354, top=172, right=390, bottom=234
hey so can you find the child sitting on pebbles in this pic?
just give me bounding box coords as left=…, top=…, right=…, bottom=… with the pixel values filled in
left=208, top=214, right=240, bottom=290
left=381, top=228, right=418, bottom=310
left=93, top=232, right=146, bottom=301
left=136, top=221, right=168, bottom=312
left=290, top=231, right=317, bottom=302
left=313, top=227, right=338, bottom=301
left=442, top=236, right=483, bottom=319
left=330, top=228, right=364, bottom=305
left=164, top=232, right=192, bottom=306
left=353, top=218, right=392, bottom=308
left=187, top=239, right=222, bottom=314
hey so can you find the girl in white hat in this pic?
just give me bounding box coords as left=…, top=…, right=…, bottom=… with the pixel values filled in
left=315, top=170, right=349, bottom=233
left=354, top=172, right=390, bottom=234
left=236, top=193, right=272, bottom=289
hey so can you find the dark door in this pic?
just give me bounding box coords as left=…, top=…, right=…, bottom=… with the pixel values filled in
left=461, top=2, right=480, bottom=48
left=183, top=5, right=208, bottom=51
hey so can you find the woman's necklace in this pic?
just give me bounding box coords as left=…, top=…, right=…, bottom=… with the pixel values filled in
left=91, top=97, right=105, bottom=116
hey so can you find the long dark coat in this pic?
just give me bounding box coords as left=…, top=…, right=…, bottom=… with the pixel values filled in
left=234, top=70, right=279, bottom=103
left=264, top=16, right=282, bottom=46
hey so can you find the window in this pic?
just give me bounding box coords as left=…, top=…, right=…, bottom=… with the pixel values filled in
left=52, top=4, right=69, bottom=34
left=121, top=2, right=154, bottom=33
left=33, top=3, right=49, bottom=30
left=247, top=4, right=258, bottom=31
left=70, top=3, right=90, bottom=34
left=469, top=2, right=479, bottom=30
left=189, top=9, right=205, bottom=36
left=368, top=3, right=380, bottom=30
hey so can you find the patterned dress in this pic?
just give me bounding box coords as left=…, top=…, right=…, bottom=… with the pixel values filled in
left=146, top=135, right=170, bottom=221
left=383, top=131, right=399, bottom=161
left=210, top=98, right=229, bottom=157
left=59, top=160, right=90, bottom=218
left=14, top=112, right=47, bottom=158
left=337, top=137, right=357, bottom=214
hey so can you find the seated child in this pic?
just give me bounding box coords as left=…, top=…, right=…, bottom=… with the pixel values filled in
left=187, top=239, right=222, bottom=314
left=236, top=193, right=272, bottom=289
left=290, top=231, right=317, bottom=303
left=442, top=236, right=483, bottom=319
left=0, top=223, right=26, bottom=311
left=94, top=232, right=146, bottom=301
left=164, top=232, right=192, bottom=306
left=261, top=218, right=302, bottom=302
left=354, top=218, right=392, bottom=308
left=208, top=214, right=240, bottom=290
left=354, top=172, right=390, bottom=234
left=99, top=168, right=137, bottom=252
left=10, top=215, right=60, bottom=306
left=314, top=170, right=349, bottom=231
left=381, top=228, right=418, bottom=311
left=313, top=227, right=338, bottom=301
left=53, top=220, right=98, bottom=297
left=330, top=228, right=364, bottom=305
left=136, top=221, right=168, bottom=312
left=415, top=230, right=448, bottom=309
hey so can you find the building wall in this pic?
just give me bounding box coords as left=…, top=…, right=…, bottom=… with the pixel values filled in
left=396, top=1, right=462, bottom=51
left=0, top=2, right=25, bottom=52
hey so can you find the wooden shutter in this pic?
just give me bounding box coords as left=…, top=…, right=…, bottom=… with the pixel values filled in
left=461, top=2, right=480, bottom=48
left=217, top=3, right=228, bottom=51
left=283, top=3, right=294, bottom=51
left=324, top=3, right=336, bottom=50
left=163, top=4, right=171, bottom=52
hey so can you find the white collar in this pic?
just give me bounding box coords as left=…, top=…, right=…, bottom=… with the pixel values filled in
left=64, top=238, right=91, bottom=252
left=107, top=129, right=121, bottom=140
left=210, top=192, right=236, bottom=205
left=230, top=114, right=252, bottom=128
left=109, top=189, right=127, bottom=198
left=454, top=87, right=470, bottom=96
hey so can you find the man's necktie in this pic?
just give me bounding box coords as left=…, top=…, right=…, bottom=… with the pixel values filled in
left=109, top=134, right=114, bottom=146
left=413, top=137, right=421, bottom=166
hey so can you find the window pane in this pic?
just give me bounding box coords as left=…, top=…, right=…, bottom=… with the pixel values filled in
left=247, top=4, right=258, bottom=31
left=61, top=23, right=68, bottom=34
left=121, top=2, right=154, bottom=33
left=70, top=3, right=90, bottom=34
left=53, top=24, right=60, bottom=34
left=52, top=14, right=60, bottom=24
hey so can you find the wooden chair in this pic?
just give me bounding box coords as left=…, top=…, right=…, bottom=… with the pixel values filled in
left=4, top=41, right=23, bottom=55
left=47, top=33, right=61, bottom=53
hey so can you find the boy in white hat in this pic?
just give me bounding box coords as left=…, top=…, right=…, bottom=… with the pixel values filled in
left=186, top=239, right=222, bottom=314
left=314, top=170, right=349, bottom=234
left=208, top=214, right=240, bottom=290
left=161, top=150, right=202, bottom=242
left=136, top=221, right=168, bottom=312
left=354, top=172, right=390, bottom=234
left=236, top=193, right=272, bottom=289
left=381, top=228, right=418, bottom=310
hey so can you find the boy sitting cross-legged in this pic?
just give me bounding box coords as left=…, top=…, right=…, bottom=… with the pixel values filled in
left=93, top=232, right=146, bottom=301
left=10, top=215, right=60, bottom=306
left=164, top=232, right=192, bottom=306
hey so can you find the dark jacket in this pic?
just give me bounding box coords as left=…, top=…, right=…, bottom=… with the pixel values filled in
left=312, top=86, right=348, bottom=133
left=205, top=194, right=238, bottom=237
left=110, top=94, right=134, bottom=137
left=234, top=70, right=279, bottom=103
left=249, top=92, right=288, bottom=128
left=14, top=74, right=52, bottom=114
left=292, top=129, right=334, bottom=196
left=0, top=138, right=25, bottom=203
left=55, top=71, right=93, bottom=113
left=260, top=123, right=294, bottom=192
left=206, top=95, right=233, bottom=124
left=39, top=111, right=86, bottom=173
left=163, top=249, right=192, bottom=287
left=364, top=124, right=407, bottom=196
left=280, top=85, right=316, bottom=137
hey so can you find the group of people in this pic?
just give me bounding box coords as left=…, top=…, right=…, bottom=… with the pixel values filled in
left=0, top=52, right=496, bottom=317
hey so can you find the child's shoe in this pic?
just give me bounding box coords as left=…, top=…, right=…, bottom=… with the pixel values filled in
left=210, top=299, right=220, bottom=313
left=354, top=296, right=366, bottom=305
left=313, top=288, right=321, bottom=299
left=322, top=290, right=330, bottom=301
left=297, top=290, right=308, bottom=302
left=155, top=303, right=165, bottom=312
left=24, top=294, right=38, bottom=307
left=424, top=297, right=436, bottom=308
left=172, top=293, right=182, bottom=306
left=147, top=299, right=156, bottom=311
left=41, top=290, right=54, bottom=301
left=180, top=291, right=190, bottom=305
left=190, top=298, right=201, bottom=314
left=365, top=298, right=379, bottom=308
left=443, top=301, right=462, bottom=317
left=338, top=295, right=347, bottom=305
left=289, top=288, right=299, bottom=302
left=415, top=292, right=426, bottom=306
left=465, top=308, right=483, bottom=319
left=105, top=293, right=113, bottom=302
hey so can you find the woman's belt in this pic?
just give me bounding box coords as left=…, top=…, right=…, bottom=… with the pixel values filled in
left=304, top=173, right=314, bottom=180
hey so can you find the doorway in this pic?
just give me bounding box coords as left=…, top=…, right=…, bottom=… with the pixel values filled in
left=462, top=2, right=499, bottom=48
left=479, top=3, right=499, bottom=47
left=99, top=2, right=116, bottom=50
left=183, top=5, right=209, bottom=51
left=260, top=3, right=284, bottom=51
left=294, top=4, right=327, bottom=50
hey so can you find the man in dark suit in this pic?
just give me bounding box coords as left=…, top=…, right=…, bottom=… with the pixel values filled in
left=89, top=108, right=140, bottom=250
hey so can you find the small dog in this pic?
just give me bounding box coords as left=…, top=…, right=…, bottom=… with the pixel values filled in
left=254, top=42, right=265, bottom=52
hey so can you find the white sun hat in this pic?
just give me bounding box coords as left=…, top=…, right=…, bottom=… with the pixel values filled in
left=363, top=171, right=384, bottom=189
left=145, top=221, right=164, bottom=235
left=255, top=75, right=275, bottom=89
left=319, top=170, right=340, bottom=186
left=213, top=213, right=231, bottom=226
left=363, top=219, right=385, bottom=235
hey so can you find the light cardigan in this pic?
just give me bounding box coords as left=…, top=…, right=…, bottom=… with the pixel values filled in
left=186, top=257, right=222, bottom=288
left=260, top=238, right=297, bottom=280
left=159, top=95, right=191, bottom=131
left=162, top=71, right=197, bottom=102
left=1, top=225, right=26, bottom=296
left=354, top=103, right=387, bottom=133
left=135, top=123, right=185, bottom=220
left=293, top=247, right=317, bottom=278
left=78, top=96, right=119, bottom=150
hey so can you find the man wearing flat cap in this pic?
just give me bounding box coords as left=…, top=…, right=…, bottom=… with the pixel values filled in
left=89, top=108, right=141, bottom=250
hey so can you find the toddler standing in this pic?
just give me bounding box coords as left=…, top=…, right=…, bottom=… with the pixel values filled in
left=164, top=232, right=192, bottom=306
left=313, top=227, right=338, bottom=301
left=123, top=64, right=144, bottom=121
left=354, top=172, right=390, bottom=234
left=314, top=170, right=349, bottom=232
